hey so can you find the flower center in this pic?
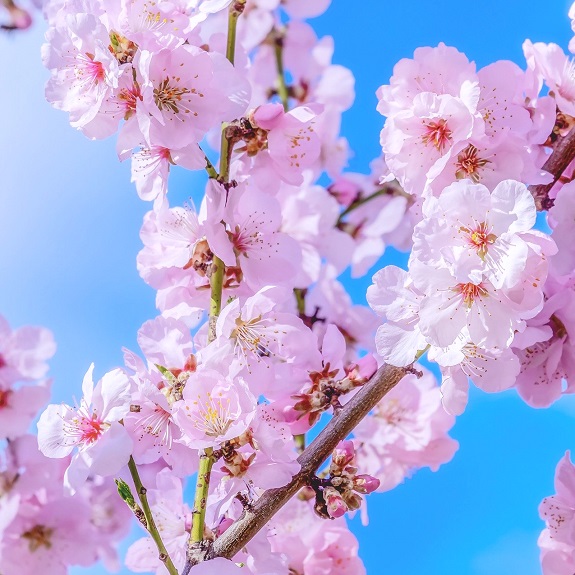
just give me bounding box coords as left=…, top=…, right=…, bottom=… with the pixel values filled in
left=232, top=224, right=261, bottom=254
left=73, top=412, right=106, bottom=445
left=377, top=398, right=405, bottom=425
left=231, top=315, right=273, bottom=359
left=454, top=282, right=488, bottom=307
left=459, top=221, right=496, bottom=259
left=455, top=145, right=490, bottom=182
left=190, top=392, right=233, bottom=438
left=117, top=84, right=141, bottom=119
left=139, top=406, right=173, bottom=448
left=22, top=525, right=53, bottom=552
left=422, top=119, right=452, bottom=152
left=154, top=77, right=193, bottom=115
left=76, top=53, right=105, bottom=83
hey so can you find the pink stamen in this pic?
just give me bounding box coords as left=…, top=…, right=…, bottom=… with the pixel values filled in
left=422, top=119, right=452, bottom=152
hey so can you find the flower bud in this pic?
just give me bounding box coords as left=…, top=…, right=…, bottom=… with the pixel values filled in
left=331, top=440, right=355, bottom=469
left=353, top=474, right=381, bottom=494
left=324, top=486, right=347, bottom=519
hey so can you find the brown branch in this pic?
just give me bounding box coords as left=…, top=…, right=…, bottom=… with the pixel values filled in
left=183, top=363, right=407, bottom=569
left=530, top=127, right=575, bottom=211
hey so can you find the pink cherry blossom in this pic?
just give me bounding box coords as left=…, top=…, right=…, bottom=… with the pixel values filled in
left=0, top=316, right=56, bottom=383
left=214, top=286, right=320, bottom=387
left=43, top=10, right=121, bottom=134
left=270, top=497, right=366, bottom=575
left=0, top=497, right=98, bottom=575
left=512, top=272, right=575, bottom=408
left=0, top=379, right=51, bottom=440
left=377, top=43, right=478, bottom=118
left=354, top=368, right=458, bottom=492
left=413, top=179, right=538, bottom=289
left=136, top=45, right=249, bottom=149
left=37, top=364, right=133, bottom=490
left=252, top=103, right=322, bottom=184
left=207, top=186, right=303, bottom=291
left=173, top=366, right=257, bottom=449
left=524, top=40, right=575, bottom=117
left=381, top=92, right=478, bottom=194
left=539, top=451, right=575, bottom=574
left=549, top=179, right=575, bottom=276
left=430, top=338, right=520, bottom=415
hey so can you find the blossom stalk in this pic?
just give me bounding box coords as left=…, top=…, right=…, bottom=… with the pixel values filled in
left=189, top=0, right=246, bottom=561
left=273, top=31, right=290, bottom=112
left=127, top=456, right=178, bottom=575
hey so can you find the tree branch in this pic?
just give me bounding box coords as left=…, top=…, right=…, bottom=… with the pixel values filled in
left=529, top=126, right=575, bottom=210
left=191, top=363, right=407, bottom=563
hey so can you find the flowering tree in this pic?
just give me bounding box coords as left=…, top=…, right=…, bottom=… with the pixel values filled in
left=2, top=1, right=575, bottom=574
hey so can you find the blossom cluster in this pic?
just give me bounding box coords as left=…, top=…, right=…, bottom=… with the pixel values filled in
left=0, top=315, right=132, bottom=575
left=32, top=0, right=463, bottom=573
left=367, top=36, right=575, bottom=418
left=18, top=0, right=575, bottom=573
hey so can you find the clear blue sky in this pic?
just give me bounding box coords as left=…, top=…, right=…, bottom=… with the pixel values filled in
left=1, top=1, right=574, bottom=574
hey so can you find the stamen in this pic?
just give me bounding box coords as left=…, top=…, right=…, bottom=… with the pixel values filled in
left=421, top=119, right=452, bottom=152
left=455, top=145, right=490, bottom=182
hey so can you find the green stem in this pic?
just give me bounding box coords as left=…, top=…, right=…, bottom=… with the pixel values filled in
left=190, top=449, right=214, bottom=543
left=128, top=457, right=178, bottom=575
left=294, top=288, right=306, bottom=316
left=273, top=33, right=289, bottom=112
left=189, top=0, right=245, bottom=553
left=225, top=0, right=244, bottom=65
left=207, top=255, right=225, bottom=343
left=219, top=124, right=232, bottom=182
left=204, top=155, right=218, bottom=179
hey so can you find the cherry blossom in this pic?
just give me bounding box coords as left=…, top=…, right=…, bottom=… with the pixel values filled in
left=37, top=364, right=133, bottom=490
left=173, top=366, right=257, bottom=449
left=0, top=316, right=56, bottom=383
left=26, top=1, right=575, bottom=574
left=0, top=497, right=98, bottom=575
left=539, top=452, right=575, bottom=573
left=354, top=368, right=458, bottom=492
left=524, top=40, right=575, bottom=118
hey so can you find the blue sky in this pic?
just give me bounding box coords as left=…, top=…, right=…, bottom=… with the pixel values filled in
left=1, top=1, right=574, bottom=573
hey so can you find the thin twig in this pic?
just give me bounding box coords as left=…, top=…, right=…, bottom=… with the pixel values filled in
left=273, top=31, right=289, bottom=112
left=128, top=457, right=179, bottom=575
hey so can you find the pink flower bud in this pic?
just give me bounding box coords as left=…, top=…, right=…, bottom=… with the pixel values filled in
left=324, top=487, right=347, bottom=519
left=332, top=440, right=355, bottom=469
left=353, top=474, right=381, bottom=494
left=7, top=6, right=32, bottom=29
left=328, top=178, right=360, bottom=207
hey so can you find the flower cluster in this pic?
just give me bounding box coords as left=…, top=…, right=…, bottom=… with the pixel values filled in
left=0, top=315, right=131, bottom=575
left=34, top=0, right=463, bottom=571
left=25, top=0, right=575, bottom=573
